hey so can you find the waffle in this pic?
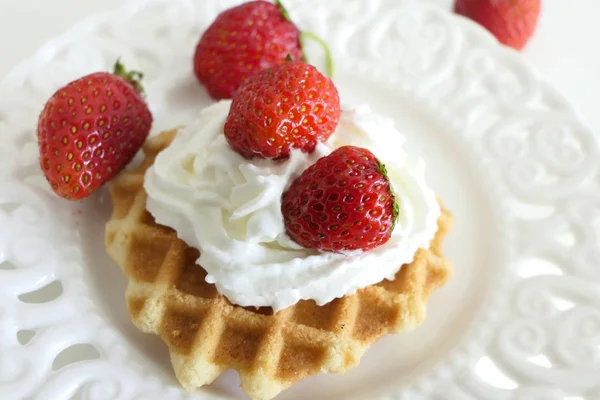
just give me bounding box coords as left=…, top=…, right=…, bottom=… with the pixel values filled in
left=105, top=129, right=453, bottom=400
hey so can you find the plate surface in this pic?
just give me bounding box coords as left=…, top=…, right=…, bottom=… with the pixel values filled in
left=1, top=0, right=599, bottom=399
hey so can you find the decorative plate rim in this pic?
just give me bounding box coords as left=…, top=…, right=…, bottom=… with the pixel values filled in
left=1, top=0, right=599, bottom=399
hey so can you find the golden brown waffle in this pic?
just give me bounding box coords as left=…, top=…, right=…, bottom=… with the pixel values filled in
left=105, top=129, right=453, bottom=400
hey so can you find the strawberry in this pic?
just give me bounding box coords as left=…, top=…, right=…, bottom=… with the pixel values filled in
left=281, top=146, right=399, bottom=252
left=454, top=0, right=541, bottom=50
left=224, top=61, right=340, bottom=160
left=38, top=60, right=153, bottom=200
left=193, top=0, right=302, bottom=100
left=193, top=0, right=333, bottom=100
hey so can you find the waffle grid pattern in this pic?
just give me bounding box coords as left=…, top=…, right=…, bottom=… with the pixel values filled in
left=105, top=130, right=453, bottom=400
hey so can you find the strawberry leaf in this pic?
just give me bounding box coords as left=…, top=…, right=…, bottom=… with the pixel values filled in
left=275, top=0, right=292, bottom=22
left=377, top=158, right=400, bottom=233
left=113, top=59, right=145, bottom=94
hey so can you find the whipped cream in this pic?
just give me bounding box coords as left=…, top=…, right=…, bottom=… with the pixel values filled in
left=144, top=100, right=440, bottom=311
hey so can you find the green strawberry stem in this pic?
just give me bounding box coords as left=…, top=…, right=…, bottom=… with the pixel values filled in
left=275, top=0, right=335, bottom=78
left=113, top=59, right=145, bottom=93
left=378, top=160, right=400, bottom=233
left=300, top=31, right=334, bottom=78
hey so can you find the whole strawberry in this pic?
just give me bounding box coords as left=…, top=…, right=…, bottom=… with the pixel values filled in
left=281, top=146, right=398, bottom=252
left=38, top=61, right=153, bottom=200
left=194, top=0, right=303, bottom=100
left=454, top=0, right=541, bottom=50
left=224, top=61, right=340, bottom=160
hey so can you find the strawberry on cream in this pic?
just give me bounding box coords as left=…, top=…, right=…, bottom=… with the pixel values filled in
left=144, top=100, right=440, bottom=311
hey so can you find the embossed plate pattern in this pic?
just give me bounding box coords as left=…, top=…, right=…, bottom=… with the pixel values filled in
left=0, top=0, right=599, bottom=399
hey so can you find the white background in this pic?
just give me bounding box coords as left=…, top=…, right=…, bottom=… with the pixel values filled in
left=0, top=0, right=599, bottom=134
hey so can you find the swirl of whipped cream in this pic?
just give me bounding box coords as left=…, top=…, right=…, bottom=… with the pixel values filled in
left=144, top=100, right=440, bottom=311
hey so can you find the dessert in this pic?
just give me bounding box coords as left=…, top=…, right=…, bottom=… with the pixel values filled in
left=454, top=0, right=541, bottom=50
left=105, top=58, right=452, bottom=396
left=105, top=128, right=452, bottom=400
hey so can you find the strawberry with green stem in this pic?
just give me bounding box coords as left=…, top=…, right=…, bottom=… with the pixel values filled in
left=38, top=60, right=153, bottom=200
left=194, top=0, right=334, bottom=100
left=281, top=145, right=399, bottom=252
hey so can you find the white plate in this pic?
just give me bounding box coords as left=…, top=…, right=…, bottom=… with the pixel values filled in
left=1, top=0, right=599, bottom=399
